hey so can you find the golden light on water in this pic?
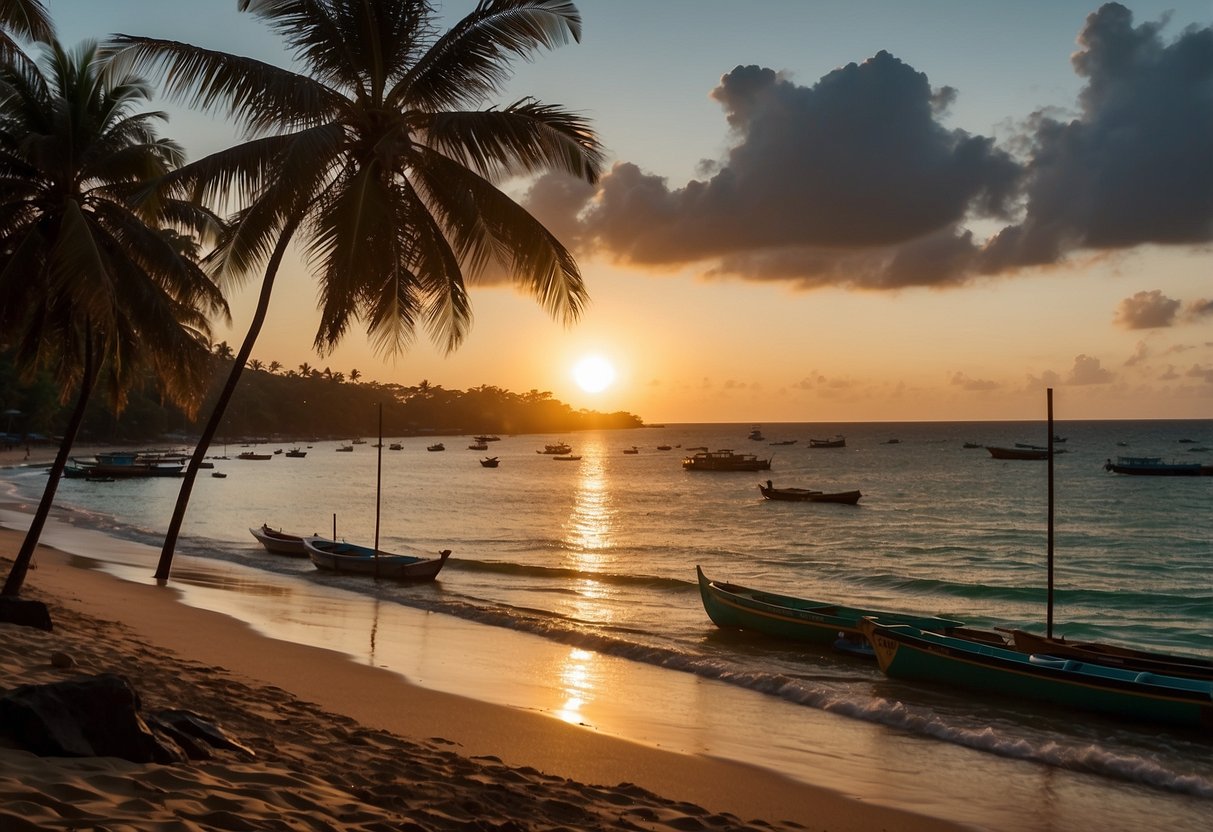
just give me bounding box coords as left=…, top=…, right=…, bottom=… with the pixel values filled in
left=565, top=446, right=613, bottom=554
left=555, top=647, right=596, bottom=725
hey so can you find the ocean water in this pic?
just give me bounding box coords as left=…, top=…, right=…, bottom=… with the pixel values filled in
left=3, top=419, right=1212, bottom=830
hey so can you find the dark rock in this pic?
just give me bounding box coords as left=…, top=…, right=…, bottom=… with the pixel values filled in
left=150, top=709, right=256, bottom=759
left=0, top=597, right=53, bottom=631
left=50, top=651, right=75, bottom=669
left=0, top=673, right=183, bottom=763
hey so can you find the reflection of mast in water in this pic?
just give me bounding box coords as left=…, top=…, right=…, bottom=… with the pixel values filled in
left=369, top=597, right=380, bottom=663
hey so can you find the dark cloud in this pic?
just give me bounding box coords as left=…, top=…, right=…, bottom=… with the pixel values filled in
left=982, top=3, right=1213, bottom=271
left=1186, top=298, right=1213, bottom=321
left=526, top=4, right=1211, bottom=291
left=1114, top=289, right=1181, bottom=328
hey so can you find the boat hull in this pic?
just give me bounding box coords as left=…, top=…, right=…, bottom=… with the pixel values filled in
left=696, top=566, right=964, bottom=646
left=303, top=537, right=451, bottom=581
left=862, top=619, right=1213, bottom=729
left=986, top=446, right=1049, bottom=460
left=249, top=525, right=308, bottom=557
left=1003, top=629, right=1213, bottom=680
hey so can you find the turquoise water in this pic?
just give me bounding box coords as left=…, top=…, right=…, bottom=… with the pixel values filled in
left=3, top=419, right=1212, bottom=828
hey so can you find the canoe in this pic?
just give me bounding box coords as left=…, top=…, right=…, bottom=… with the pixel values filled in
left=1001, top=628, right=1213, bottom=681
left=808, top=436, right=845, bottom=448
left=860, top=618, right=1213, bottom=729
left=1103, top=456, right=1208, bottom=476
left=249, top=524, right=308, bottom=557
left=695, top=566, right=967, bottom=646
left=480, top=457, right=499, bottom=467
left=303, top=536, right=451, bottom=581
left=758, top=482, right=862, bottom=504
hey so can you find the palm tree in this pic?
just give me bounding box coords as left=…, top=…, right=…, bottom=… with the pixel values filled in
left=0, top=0, right=53, bottom=59
left=114, top=0, right=604, bottom=580
left=268, top=360, right=282, bottom=375
left=349, top=368, right=361, bottom=383
left=298, top=361, right=313, bottom=377
left=247, top=358, right=264, bottom=372
left=0, top=39, right=227, bottom=596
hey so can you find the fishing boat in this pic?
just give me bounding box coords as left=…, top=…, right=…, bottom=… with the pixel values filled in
left=303, top=537, right=451, bottom=581
left=474, top=435, right=501, bottom=443
left=758, top=481, right=862, bottom=504
left=351, top=438, right=367, bottom=445
left=468, top=441, right=489, bottom=450
left=859, top=618, right=1213, bottom=729
left=748, top=426, right=765, bottom=441
left=985, top=445, right=1049, bottom=460
left=537, top=443, right=572, bottom=455
left=999, top=629, right=1213, bottom=680
left=696, top=566, right=973, bottom=647
left=769, top=439, right=798, bottom=446
left=284, top=448, right=307, bottom=458
left=64, top=451, right=183, bottom=478
left=808, top=435, right=846, bottom=448
left=480, top=457, right=499, bottom=468
left=336, top=444, right=354, bottom=452
left=1103, top=456, right=1209, bottom=476
left=427, top=443, right=445, bottom=452
left=237, top=451, right=273, bottom=461
left=553, top=454, right=582, bottom=461
left=388, top=443, right=403, bottom=451
left=622, top=446, right=639, bottom=454
left=682, top=449, right=771, bottom=471
left=249, top=524, right=308, bottom=557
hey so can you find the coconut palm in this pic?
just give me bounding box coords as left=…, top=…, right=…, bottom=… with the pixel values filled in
left=0, top=0, right=53, bottom=59
left=113, top=0, right=604, bottom=579
left=0, top=39, right=227, bottom=596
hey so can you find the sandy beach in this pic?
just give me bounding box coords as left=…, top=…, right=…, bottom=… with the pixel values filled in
left=0, top=446, right=960, bottom=832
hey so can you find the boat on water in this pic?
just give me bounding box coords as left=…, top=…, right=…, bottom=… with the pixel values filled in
left=1103, top=456, right=1210, bottom=476
left=351, top=438, right=367, bottom=445
left=237, top=451, right=273, bottom=461
left=284, top=448, right=307, bottom=458
left=986, top=445, right=1049, bottom=460
left=1001, top=629, right=1213, bottom=681
left=468, top=442, right=489, bottom=450
left=336, top=444, right=353, bottom=452
left=211, top=472, right=226, bottom=478
left=426, top=443, right=445, bottom=452
left=769, top=439, right=797, bottom=446
left=695, top=566, right=975, bottom=648
left=64, top=450, right=184, bottom=478
left=249, top=524, right=308, bottom=557
left=859, top=618, right=1213, bottom=729
left=656, top=444, right=672, bottom=451
left=537, top=443, right=572, bottom=455
left=622, top=446, right=639, bottom=454
left=474, top=435, right=501, bottom=443
left=748, top=426, right=765, bottom=441
left=758, top=481, right=862, bottom=504
left=808, top=435, right=846, bottom=448
left=388, top=443, right=403, bottom=451
left=553, top=454, right=582, bottom=461
left=303, top=537, right=451, bottom=581
left=480, top=457, right=499, bottom=468
left=962, top=442, right=982, bottom=449
left=682, top=449, right=771, bottom=472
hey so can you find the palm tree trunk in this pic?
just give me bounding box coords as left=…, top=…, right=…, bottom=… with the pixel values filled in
left=155, top=225, right=298, bottom=581
left=2, top=335, right=97, bottom=597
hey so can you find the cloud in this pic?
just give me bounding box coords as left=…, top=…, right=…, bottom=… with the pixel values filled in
left=1066, top=354, right=1115, bottom=385
left=528, top=4, right=1211, bottom=292
left=1124, top=340, right=1149, bottom=366
left=1114, top=289, right=1182, bottom=328
left=1185, top=363, right=1213, bottom=383
left=950, top=372, right=999, bottom=391
left=1185, top=298, right=1213, bottom=321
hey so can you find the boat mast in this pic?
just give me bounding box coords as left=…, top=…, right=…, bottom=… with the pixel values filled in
left=374, top=402, right=383, bottom=578
left=1046, top=387, right=1055, bottom=638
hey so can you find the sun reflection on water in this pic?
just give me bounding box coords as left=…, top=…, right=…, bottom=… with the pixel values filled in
left=564, top=438, right=614, bottom=555
left=555, top=647, right=597, bottom=725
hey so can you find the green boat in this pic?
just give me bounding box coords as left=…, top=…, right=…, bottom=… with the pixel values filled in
left=860, top=618, right=1213, bottom=730
left=695, top=566, right=969, bottom=646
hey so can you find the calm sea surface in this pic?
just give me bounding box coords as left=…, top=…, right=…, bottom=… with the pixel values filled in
left=3, top=419, right=1212, bottom=830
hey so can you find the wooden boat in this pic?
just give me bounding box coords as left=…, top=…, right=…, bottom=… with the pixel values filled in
left=285, top=448, right=307, bottom=458
left=303, top=537, right=451, bottom=581
left=682, top=449, right=771, bottom=471
left=249, top=524, right=308, bottom=557
left=537, top=443, right=572, bottom=455
left=237, top=451, right=273, bottom=461
left=622, top=446, right=639, bottom=454
left=758, top=481, right=861, bottom=504
left=336, top=444, right=354, bottom=452
left=480, top=457, right=499, bottom=467
left=474, top=435, right=501, bottom=443
left=553, top=454, right=582, bottom=461
left=1103, top=456, right=1209, bottom=476
left=1000, top=629, right=1213, bottom=680
left=859, top=618, right=1213, bottom=729
left=808, top=435, right=845, bottom=448
left=986, top=445, right=1049, bottom=460
left=769, top=439, right=798, bottom=446
left=426, top=443, right=445, bottom=452
left=696, top=566, right=969, bottom=647
left=64, top=455, right=183, bottom=478
left=468, top=442, right=489, bottom=450
left=388, top=443, right=403, bottom=451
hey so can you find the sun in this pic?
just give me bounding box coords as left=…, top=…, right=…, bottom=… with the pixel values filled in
left=572, top=355, right=616, bottom=393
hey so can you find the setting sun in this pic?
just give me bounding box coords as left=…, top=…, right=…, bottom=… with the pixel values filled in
left=572, top=355, right=616, bottom=393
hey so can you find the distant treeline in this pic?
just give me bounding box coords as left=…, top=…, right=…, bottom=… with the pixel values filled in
left=0, top=351, right=644, bottom=444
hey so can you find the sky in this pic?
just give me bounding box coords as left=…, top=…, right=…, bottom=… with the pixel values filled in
left=39, top=1, right=1213, bottom=423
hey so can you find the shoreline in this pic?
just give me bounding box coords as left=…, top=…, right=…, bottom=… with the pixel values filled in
left=0, top=526, right=964, bottom=832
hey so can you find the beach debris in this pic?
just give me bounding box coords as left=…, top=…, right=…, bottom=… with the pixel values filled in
left=148, top=709, right=256, bottom=760
left=0, top=597, right=53, bottom=631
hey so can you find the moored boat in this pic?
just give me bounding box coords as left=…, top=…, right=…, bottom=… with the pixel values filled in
left=537, top=443, right=572, bottom=455
left=808, top=435, right=846, bottom=448
left=1001, top=629, right=1213, bottom=680
left=860, top=618, right=1213, bottom=729
left=285, top=448, right=307, bottom=458
left=336, top=444, right=354, bottom=452
left=249, top=524, right=308, bottom=557
left=237, top=451, right=273, bottom=461
left=480, top=456, right=499, bottom=467
left=427, top=443, right=445, bottom=452
left=682, top=449, right=771, bottom=471
left=1103, top=456, right=1209, bottom=476
left=759, top=481, right=861, bottom=504
left=696, top=566, right=971, bottom=647
left=303, top=537, right=451, bottom=581
left=986, top=445, right=1049, bottom=460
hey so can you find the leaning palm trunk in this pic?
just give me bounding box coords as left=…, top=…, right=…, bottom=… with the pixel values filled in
left=155, top=226, right=297, bottom=579
left=2, top=338, right=96, bottom=597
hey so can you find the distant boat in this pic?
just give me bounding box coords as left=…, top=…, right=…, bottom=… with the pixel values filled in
left=285, top=448, right=307, bottom=458
left=808, top=435, right=845, bottom=448
left=884, top=438, right=901, bottom=445
left=480, top=457, right=499, bottom=468
left=336, top=444, right=354, bottom=452
left=388, top=443, right=403, bottom=451
left=304, top=537, right=451, bottom=581
left=468, top=441, right=489, bottom=450
left=211, top=472, right=227, bottom=479
left=682, top=449, right=770, bottom=472
left=537, top=443, right=572, bottom=455
left=769, top=439, right=798, bottom=446
left=553, top=454, right=582, bottom=461
left=427, top=443, right=445, bottom=452
left=748, top=426, right=765, bottom=441
left=758, top=481, right=861, bottom=505
left=474, top=435, right=501, bottom=443
left=656, top=444, right=672, bottom=451
left=351, top=438, right=367, bottom=445
left=249, top=524, right=308, bottom=557
left=1104, top=456, right=1209, bottom=476
left=986, top=445, right=1049, bottom=460
left=962, top=442, right=982, bottom=449
left=622, top=446, right=639, bottom=455
left=237, top=451, right=272, bottom=460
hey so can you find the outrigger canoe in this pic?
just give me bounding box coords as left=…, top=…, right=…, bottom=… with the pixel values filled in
left=1000, top=628, right=1213, bottom=681
left=695, top=566, right=975, bottom=647
left=861, top=618, right=1213, bottom=729
left=303, top=537, right=451, bottom=582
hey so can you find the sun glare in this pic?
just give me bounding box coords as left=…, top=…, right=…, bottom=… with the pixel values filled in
left=573, top=355, right=615, bottom=394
